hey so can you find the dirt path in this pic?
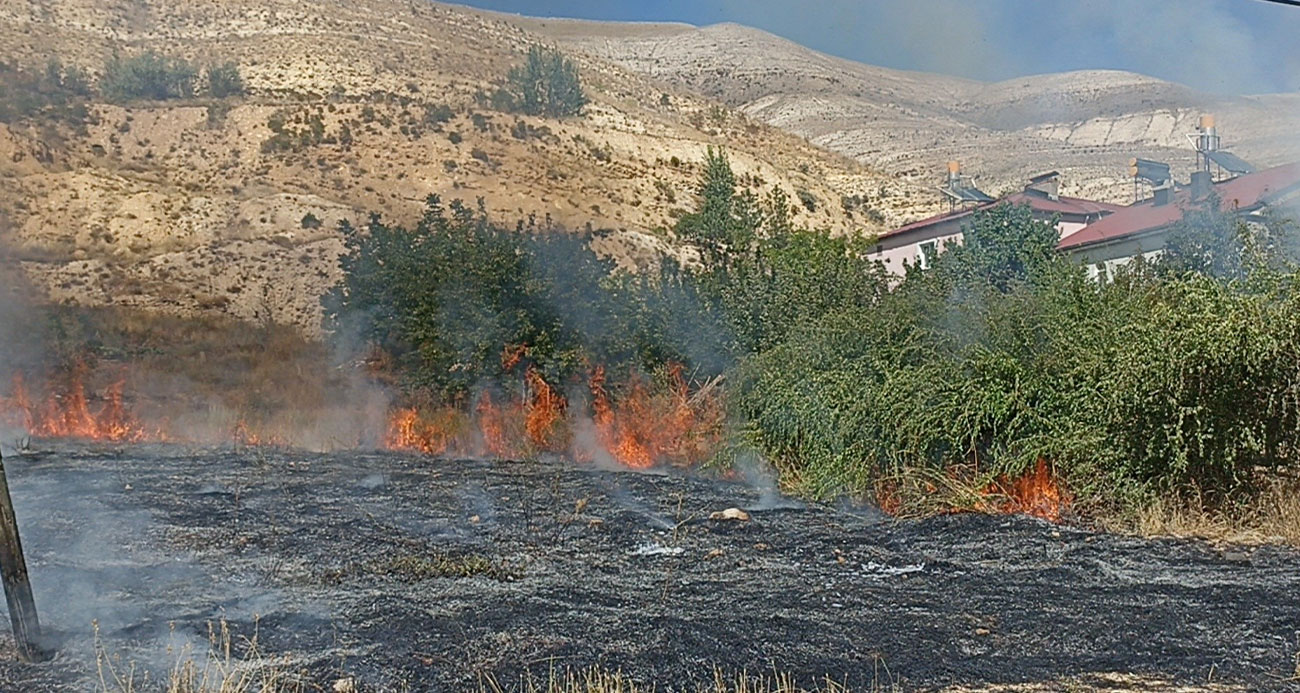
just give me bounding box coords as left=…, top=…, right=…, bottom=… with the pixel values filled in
left=0, top=442, right=1297, bottom=691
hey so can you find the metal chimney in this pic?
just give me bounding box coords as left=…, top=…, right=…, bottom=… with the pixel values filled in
left=947, top=161, right=961, bottom=189
left=1190, top=170, right=1212, bottom=200
left=1196, top=114, right=1219, bottom=173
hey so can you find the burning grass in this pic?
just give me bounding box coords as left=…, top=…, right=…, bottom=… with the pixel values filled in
left=3, top=368, right=154, bottom=443
left=869, top=458, right=1072, bottom=523
left=384, top=361, right=723, bottom=468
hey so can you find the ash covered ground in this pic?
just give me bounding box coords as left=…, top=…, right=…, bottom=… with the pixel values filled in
left=0, top=442, right=1297, bottom=692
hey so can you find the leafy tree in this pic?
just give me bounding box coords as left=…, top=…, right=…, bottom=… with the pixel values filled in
left=493, top=46, right=587, bottom=118
left=938, top=202, right=1061, bottom=290
left=324, top=198, right=689, bottom=399
left=675, top=148, right=884, bottom=357
left=101, top=51, right=197, bottom=101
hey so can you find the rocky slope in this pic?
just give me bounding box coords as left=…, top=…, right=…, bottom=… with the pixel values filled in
left=531, top=20, right=1300, bottom=218
left=0, top=0, right=905, bottom=335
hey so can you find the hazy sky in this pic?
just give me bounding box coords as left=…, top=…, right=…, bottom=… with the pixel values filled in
left=452, top=0, right=1300, bottom=95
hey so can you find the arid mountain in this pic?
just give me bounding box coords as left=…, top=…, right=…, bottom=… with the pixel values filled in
left=0, top=0, right=907, bottom=335
left=530, top=19, right=1300, bottom=218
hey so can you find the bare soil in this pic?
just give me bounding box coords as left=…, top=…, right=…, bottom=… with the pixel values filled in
left=0, top=442, right=1297, bottom=691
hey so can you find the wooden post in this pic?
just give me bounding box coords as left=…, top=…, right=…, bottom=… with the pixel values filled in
left=0, top=450, right=44, bottom=662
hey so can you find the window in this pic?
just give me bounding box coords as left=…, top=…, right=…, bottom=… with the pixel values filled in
left=918, top=240, right=938, bottom=270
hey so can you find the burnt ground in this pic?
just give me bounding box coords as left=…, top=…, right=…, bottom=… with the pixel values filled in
left=0, top=442, right=1297, bottom=692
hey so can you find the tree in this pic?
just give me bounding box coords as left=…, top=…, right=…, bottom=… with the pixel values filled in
left=938, top=202, right=1061, bottom=291
left=674, top=147, right=760, bottom=267
left=493, top=46, right=587, bottom=118
left=674, top=148, right=884, bottom=357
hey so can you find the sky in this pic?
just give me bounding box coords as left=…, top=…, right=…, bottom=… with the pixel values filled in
left=451, top=0, right=1300, bottom=95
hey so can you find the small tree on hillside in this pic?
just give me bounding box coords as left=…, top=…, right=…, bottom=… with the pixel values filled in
left=493, top=46, right=587, bottom=118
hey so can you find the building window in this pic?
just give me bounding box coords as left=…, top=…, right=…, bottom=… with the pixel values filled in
left=918, top=240, right=938, bottom=270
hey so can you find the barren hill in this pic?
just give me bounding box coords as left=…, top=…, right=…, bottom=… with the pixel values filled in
left=531, top=19, right=1300, bottom=218
left=0, top=0, right=907, bottom=335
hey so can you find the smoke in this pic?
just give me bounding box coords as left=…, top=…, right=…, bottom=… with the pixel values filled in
left=6, top=464, right=331, bottom=679
left=733, top=449, right=801, bottom=512
left=696, top=0, right=1300, bottom=95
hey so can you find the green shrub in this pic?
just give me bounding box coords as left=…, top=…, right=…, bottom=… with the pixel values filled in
left=101, top=51, right=197, bottom=101
left=0, top=59, right=92, bottom=124
left=205, top=61, right=244, bottom=98
left=734, top=202, right=1300, bottom=512
left=492, top=46, right=587, bottom=118
left=423, top=103, right=454, bottom=126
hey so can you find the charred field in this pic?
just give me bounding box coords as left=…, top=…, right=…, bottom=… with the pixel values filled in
left=0, top=441, right=1294, bottom=692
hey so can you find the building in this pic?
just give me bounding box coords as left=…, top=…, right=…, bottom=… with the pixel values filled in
left=876, top=116, right=1300, bottom=280
left=1059, top=164, right=1300, bottom=280
left=869, top=168, right=1123, bottom=275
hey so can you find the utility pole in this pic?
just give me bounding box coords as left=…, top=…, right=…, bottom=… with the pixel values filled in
left=0, top=450, right=44, bottom=662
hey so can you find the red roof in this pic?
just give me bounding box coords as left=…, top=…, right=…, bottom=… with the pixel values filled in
left=1058, top=162, right=1300, bottom=251
left=884, top=193, right=1124, bottom=240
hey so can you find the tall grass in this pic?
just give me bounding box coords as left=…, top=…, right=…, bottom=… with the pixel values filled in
left=95, top=620, right=306, bottom=693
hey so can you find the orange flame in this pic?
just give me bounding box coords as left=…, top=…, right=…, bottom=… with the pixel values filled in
left=384, top=406, right=463, bottom=455
left=2, top=369, right=154, bottom=443
left=2, top=348, right=723, bottom=469
left=588, top=363, right=718, bottom=468
left=381, top=361, right=721, bottom=468
left=524, top=367, right=565, bottom=451
left=979, top=458, right=1071, bottom=522
left=231, top=419, right=289, bottom=448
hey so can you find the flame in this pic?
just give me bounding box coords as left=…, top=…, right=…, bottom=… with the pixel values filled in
left=588, top=363, right=718, bottom=469
left=384, top=406, right=464, bottom=455
left=2, top=368, right=154, bottom=443
left=979, top=458, right=1071, bottom=522
left=2, top=347, right=723, bottom=469
left=380, top=361, right=721, bottom=468
left=231, top=419, right=289, bottom=448
left=524, top=367, right=565, bottom=451
left=475, top=390, right=514, bottom=458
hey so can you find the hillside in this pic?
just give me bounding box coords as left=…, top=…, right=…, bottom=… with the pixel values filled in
left=531, top=20, right=1300, bottom=218
left=0, top=0, right=907, bottom=335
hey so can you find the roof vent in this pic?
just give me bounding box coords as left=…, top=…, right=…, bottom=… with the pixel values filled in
left=1025, top=171, right=1061, bottom=201
left=1153, top=184, right=1173, bottom=207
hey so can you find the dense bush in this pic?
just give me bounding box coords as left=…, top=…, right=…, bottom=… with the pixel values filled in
left=205, top=61, right=245, bottom=98
left=325, top=200, right=699, bottom=399
left=492, top=46, right=587, bottom=118
left=0, top=59, right=92, bottom=124
left=734, top=202, right=1300, bottom=512
left=101, top=51, right=197, bottom=101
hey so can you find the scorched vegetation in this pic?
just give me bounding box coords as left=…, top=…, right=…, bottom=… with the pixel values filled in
left=325, top=148, right=1300, bottom=535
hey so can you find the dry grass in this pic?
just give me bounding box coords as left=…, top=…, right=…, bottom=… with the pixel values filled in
left=1127, top=474, right=1300, bottom=546
left=95, top=619, right=306, bottom=693
left=479, top=666, right=898, bottom=693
